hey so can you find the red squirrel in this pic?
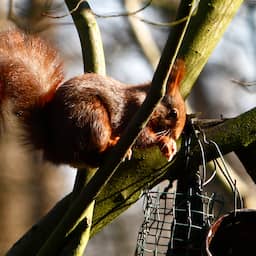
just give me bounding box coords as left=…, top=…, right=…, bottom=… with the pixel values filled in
left=0, top=29, right=186, bottom=167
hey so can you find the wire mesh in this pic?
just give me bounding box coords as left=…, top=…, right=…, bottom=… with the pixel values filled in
left=136, top=189, right=216, bottom=256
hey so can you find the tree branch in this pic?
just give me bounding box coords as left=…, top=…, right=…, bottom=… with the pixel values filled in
left=64, top=0, right=105, bottom=74
left=178, top=0, right=244, bottom=98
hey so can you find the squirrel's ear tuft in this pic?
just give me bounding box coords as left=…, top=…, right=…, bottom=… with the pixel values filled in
left=167, top=58, right=185, bottom=96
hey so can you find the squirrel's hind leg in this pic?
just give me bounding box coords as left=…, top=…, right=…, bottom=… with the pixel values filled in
left=86, top=97, right=115, bottom=154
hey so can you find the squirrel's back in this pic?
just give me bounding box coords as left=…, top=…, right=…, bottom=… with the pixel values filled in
left=0, top=30, right=64, bottom=113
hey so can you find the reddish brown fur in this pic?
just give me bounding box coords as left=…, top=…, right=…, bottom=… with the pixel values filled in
left=0, top=29, right=64, bottom=113
left=0, top=29, right=186, bottom=167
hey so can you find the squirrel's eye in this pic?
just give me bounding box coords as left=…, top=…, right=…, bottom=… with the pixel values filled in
left=167, top=108, right=178, bottom=119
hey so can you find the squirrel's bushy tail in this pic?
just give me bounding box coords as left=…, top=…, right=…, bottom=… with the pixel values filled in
left=0, top=29, right=64, bottom=113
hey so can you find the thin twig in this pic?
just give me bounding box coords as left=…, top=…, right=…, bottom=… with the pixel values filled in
left=231, top=79, right=256, bottom=86
left=43, top=0, right=153, bottom=19
left=92, top=0, right=153, bottom=18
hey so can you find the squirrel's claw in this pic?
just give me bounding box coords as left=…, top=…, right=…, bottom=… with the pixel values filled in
left=122, top=148, right=133, bottom=162
left=158, top=136, right=177, bottom=162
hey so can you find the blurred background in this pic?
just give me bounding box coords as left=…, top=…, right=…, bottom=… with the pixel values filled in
left=0, top=0, right=256, bottom=255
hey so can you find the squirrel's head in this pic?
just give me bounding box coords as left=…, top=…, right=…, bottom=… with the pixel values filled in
left=150, top=59, right=186, bottom=140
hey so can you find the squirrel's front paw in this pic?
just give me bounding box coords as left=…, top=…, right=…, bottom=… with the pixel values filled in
left=157, top=136, right=177, bottom=162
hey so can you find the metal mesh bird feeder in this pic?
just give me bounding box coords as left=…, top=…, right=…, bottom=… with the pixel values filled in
left=135, top=118, right=242, bottom=256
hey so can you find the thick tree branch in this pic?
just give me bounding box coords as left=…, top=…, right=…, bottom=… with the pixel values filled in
left=178, top=0, right=244, bottom=98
